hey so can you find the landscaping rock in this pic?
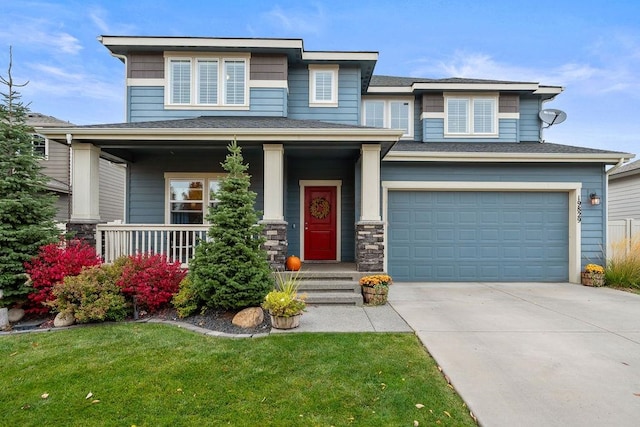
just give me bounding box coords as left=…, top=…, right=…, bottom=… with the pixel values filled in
left=8, top=308, right=25, bottom=323
left=232, top=307, right=264, bottom=329
left=0, top=308, right=8, bottom=330
left=54, top=312, right=75, bottom=328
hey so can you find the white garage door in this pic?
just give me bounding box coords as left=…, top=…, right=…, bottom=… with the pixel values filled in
left=388, top=191, right=569, bottom=282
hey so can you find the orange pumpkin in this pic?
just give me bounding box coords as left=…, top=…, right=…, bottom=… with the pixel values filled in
left=285, top=255, right=301, bottom=271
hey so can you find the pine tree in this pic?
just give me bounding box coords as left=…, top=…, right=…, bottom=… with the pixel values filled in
left=189, top=140, right=273, bottom=310
left=0, top=48, right=58, bottom=306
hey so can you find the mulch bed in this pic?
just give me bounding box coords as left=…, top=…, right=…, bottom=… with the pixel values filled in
left=8, top=308, right=272, bottom=335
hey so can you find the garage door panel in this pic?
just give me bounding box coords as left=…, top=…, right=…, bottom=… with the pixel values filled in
left=389, top=191, right=569, bottom=282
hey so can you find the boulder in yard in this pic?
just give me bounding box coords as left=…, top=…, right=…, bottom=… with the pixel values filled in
left=8, top=308, right=25, bottom=323
left=232, top=307, right=264, bottom=328
left=54, top=312, right=75, bottom=328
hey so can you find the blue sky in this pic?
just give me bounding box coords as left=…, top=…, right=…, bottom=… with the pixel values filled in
left=1, top=0, right=638, bottom=155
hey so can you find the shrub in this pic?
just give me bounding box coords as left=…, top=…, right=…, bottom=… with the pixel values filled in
left=50, top=264, right=127, bottom=323
left=606, top=238, right=640, bottom=289
left=116, top=253, right=186, bottom=313
left=24, top=239, right=102, bottom=314
left=172, top=275, right=201, bottom=318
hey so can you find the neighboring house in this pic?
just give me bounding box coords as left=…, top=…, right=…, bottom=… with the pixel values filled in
left=27, top=112, right=126, bottom=224
left=37, top=36, right=634, bottom=283
left=609, top=159, right=640, bottom=221
left=608, top=159, right=640, bottom=246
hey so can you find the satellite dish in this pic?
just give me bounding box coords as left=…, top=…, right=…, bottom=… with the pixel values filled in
left=539, top=109, right=567, bottom=128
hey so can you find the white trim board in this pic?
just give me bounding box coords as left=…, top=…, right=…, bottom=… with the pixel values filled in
left=381, top=181, right=582, bottom=283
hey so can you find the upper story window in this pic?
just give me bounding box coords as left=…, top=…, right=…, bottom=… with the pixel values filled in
left=445, top=95, right=497, bottom=136
left=362, top=98, right=414, bottom=139
left=309, top=65, right=338, bottom=107
left=165, top=53, right=249, bottom=109
left=165, top=173, right=224, bottom=224
left=32, top=134, right=48, bottom=159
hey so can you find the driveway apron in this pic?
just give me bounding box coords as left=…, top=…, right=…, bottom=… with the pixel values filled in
left=389, top=282, right=640, bottom=427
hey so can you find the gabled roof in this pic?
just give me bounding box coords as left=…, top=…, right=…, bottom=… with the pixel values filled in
left=610, top=158, right=640, bottom=179
left=26, top=112, right=73, bottom=128
left=385, top=141, right=632, bottom=164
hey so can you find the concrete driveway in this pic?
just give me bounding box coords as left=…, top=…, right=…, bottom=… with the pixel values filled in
left=388, top=282, right=640, bottom=427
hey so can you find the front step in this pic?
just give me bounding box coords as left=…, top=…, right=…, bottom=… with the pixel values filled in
left=274, top=271, right=366, bottom=306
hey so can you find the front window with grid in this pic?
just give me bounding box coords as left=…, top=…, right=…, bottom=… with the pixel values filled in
left=166, top=56, right=247, bottom=107
left=166, top=176, right=222, bottom=224
left=445, top=96, right=497, bottom=136
left=362, top=99, right=413, bottom=138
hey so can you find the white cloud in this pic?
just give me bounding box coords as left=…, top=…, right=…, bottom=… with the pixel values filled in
left=88, top=7, right=136, bottom=35
left=0, top=20, right=82, bottom=55
left=263, top=4, right=326, bottom=35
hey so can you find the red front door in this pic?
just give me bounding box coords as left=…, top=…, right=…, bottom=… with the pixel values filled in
left=304, top=186, right=337, bottom=260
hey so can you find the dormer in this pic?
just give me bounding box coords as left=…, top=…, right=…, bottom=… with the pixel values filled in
left=365, top=76, right=563, bottom=143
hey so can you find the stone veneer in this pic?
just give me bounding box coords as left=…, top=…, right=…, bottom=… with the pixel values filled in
left=260, top=220, right=288, bottom=270
left=67, top=221, right=98, bottom=247
left=356, top=221, right=384, bottom=272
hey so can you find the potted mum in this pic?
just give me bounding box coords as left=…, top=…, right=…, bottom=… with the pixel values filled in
left=581, top=264, right=605, bottom=287
left=262, top=271, right=306, bottom=329
left=359, top=274, right=393, bottom=305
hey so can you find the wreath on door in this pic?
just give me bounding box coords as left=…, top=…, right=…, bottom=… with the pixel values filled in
left=310, top=197, right=330, bottom=219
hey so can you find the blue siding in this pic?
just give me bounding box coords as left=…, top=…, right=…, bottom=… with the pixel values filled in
left=519, top=97, right=541, bottom=142
left=285, top=155, right=356, bottom=261
left=128, top=87, right=287, bottom=122
left=381, top=162, right=607, bottom=269
left=127, top=148, right=264, bottom=224
left=287, top=67, right=360, bottom=124
left=413, top=99, right=423, bottom=142
left=422, top=118, right=518, bottom=142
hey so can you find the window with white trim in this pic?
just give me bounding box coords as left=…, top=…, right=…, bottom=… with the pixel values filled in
left=362, top=98, right=413, bottom=138
left=166, top=55, right=248, bottom=107
left=32, top=134, right=48, bottom=159
left=165, top=174, right=224, bottom=224
left=445, top=95, right=497, bottom=136
left=309, top=65, right=338, bottom=107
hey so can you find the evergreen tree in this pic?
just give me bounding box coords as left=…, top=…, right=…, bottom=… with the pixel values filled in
left=0, top=48, right=58, bottom=306
left=189, top=140, right=273, bottom=310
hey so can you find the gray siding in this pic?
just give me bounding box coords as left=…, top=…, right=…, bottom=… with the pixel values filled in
left=287, top=67, right=360, bottom=124
left=250, top=54, right=287, bottom=80
left=285, top=155, right=356, bottom=261
left=609, top=175, right=640, bottom=220
left=422, top=118, right=518, bottom=142
left=499, top=94, right=519, bottom=113
left=127, top=53, right=164, bottom=79
left=53, top=193, right=69, bottom=223
left=381, top=161, right=608, bottom=267
left=128, top=87, right=287, bottom=121
left=422, top=93, right=444, bottom=113
left=99, top=159, right=126, bottom=222
left=41, top=139, right=69, bottom=188
left=127, top=148, right=264, bottom=224
left=520, top=97, right=541, bottom=142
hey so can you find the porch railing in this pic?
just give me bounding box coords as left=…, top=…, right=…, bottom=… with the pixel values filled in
left=96, top=224, right=209, bottom=266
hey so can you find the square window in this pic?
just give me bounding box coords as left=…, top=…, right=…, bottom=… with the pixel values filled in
left=362, top=98, right=413, bottom=138
left=445, top=96, right=497, bottom=136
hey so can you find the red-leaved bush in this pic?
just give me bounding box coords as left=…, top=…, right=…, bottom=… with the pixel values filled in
left=24, top=240, right=102, bottom=314
left=116, top=253, right=186, bottom=313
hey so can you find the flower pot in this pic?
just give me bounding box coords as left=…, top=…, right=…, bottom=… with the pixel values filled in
left=362, top=285, right=388, bottom=305
left=270, top=313, right=301, bottom=329
left=581, top=272, right=605, bottom=287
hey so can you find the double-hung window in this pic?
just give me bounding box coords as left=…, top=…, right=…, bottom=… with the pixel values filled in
left=445, top=95, right=497, bottom=136
left=165, top=173, right=224, bottom=224
left=362, top=98, right=413, bottom=138
left=166, top=54, right=248, bottom=108
left=309, top=65, right=338, bottom=107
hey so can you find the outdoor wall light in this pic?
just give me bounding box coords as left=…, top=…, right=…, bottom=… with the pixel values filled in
left=590, top=193, right=601, bottom=206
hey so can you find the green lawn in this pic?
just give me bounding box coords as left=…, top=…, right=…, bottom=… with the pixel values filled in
left=1, top=324, right=475, bottom=426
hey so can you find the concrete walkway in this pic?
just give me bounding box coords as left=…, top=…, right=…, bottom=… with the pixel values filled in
left=388, top=282, right=640, bottom=427
left=271, top=304, right=413, bottom=334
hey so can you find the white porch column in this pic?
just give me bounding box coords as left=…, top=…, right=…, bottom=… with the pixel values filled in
left=263, top=144, right=284, bottom=221
left=360, top=144, right=381, bottom=221
left=71, top=142, right=101, bottom=222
